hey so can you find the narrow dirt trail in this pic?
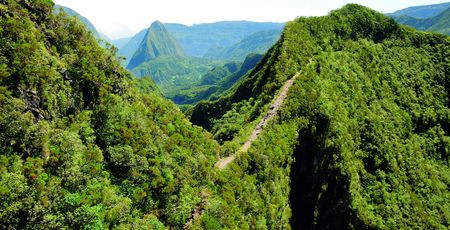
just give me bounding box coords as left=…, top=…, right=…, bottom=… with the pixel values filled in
left=183, top=190, right=210, bottom=229
left=215, top=72, right=301, bottom=170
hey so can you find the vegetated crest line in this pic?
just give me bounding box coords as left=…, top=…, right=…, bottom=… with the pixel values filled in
left=215, top=71, right=302, bottom=170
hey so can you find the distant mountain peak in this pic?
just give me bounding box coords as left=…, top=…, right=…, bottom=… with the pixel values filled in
left=151, top=20, right=164, bottom=27
left=127, top=21, right=185, bottom=70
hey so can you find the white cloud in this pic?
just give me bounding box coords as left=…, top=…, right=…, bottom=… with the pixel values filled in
left=53, top=0, right=449, bottom=39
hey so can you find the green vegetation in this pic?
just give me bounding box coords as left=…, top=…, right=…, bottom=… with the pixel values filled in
left=0, top=1, right=220, bottom=228
left=167, top=53, right=263, bottom=106
left=1, top=1, right=449, bottom=229
left=53, top=4, right=109, bottom=42
left=116, top=21, right=284, bottom=107
left=204, top=29, right=283, bottom=61
left=127, top=21, right=185, bottom=70
left=129, top=56, right=224, bottom=95
left=191, top=4, right=450, bottom=228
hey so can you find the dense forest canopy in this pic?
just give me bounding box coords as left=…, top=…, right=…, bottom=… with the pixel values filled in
left=52, top=4, right=106, bottom=41
left=191, top=3, right=449, bottom=229
left=0, top=0, right=219, bottom=228
left=0, top=0, right=449, bottom=229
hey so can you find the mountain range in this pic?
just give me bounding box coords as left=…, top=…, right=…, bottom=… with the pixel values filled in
left=165, top=21, right=285, bottom=57
left=388, top=2, right=450, bottom=35
left=115, top=21, right=285, bottom=65
left=387, top=2, right=450, bottom=18
left=122, top=21, right=284, bottom=102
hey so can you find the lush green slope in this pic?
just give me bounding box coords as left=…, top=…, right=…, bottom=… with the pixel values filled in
left=387, top=2, right=450, bottom=18
left=199, top=62, right=241, bottom=85
left=393, top=7, right=450, bottom=35
left=167, top=53, right=263, bottom=106
left=190, top=4, right=450, bottom=229
left=0, top=1, right=220, bottom=228
left=204, top=29, right=283, bottom=61
left=165, top=21, right=285, bottom=57
left=127, top=21, right=185, bottom=70
left=53, top=4, right=109, bottom=41
left=130, top=56, right=224, bottom=94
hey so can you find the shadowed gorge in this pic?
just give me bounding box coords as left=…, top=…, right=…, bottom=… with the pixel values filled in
left=290, top=125, right=352, bottom=229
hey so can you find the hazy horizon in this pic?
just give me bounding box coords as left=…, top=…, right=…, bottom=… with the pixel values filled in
left=53, top=0, right=450, bottom=39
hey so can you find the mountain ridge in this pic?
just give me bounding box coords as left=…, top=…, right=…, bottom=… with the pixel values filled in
left=203, top=28, right=283, bottom=61
left=53, top=4, right=109, bottom=41
left=393, top=6, right=450, bottom=35
left=190, top=4, right=449, bottom=228
left=387, top=2, right=450, bottom=18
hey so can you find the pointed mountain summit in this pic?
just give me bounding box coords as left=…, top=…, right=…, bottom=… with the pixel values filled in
left=127, top=21, right=185, bottom=70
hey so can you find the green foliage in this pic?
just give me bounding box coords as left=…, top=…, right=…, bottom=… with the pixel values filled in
left=53, top=4, right=108, bottom=41
left=0, top=0, right=219, bottom=228
left=168, top=53, right=263, bottom=106
left=192, top=4, right=450, bottom=228
left=130, top=55, right=225, bottom=95
left=2, top=1, right=449, bottom=229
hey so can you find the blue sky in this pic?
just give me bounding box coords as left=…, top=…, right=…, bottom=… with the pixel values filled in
left=53, top=0, right=450, bottom=39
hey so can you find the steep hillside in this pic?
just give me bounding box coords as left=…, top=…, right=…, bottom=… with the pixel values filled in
left=116, top=29, right=147, bottom=66
left=167, top=53, right=263, bottom=105
left=190, top=4, right=449, bottom=229
left=387, top=2, right=450, bottom=18
left=393, top=7, right=450, bottom=35
left=165, top=21, right=285, bottom=56
left=199, top=62, right=241, bottom=85
left=0, top=1, right=219, bottom=228
left=127, top=21, right=185, bottom=70
left=53, top=4, right=108, bottom=41
left=428, top=7, right=450, bottom=34
left=129, top=56, right=223, bottom=94
left=111, top=36, right=132, bottom=49
left=204, top=28, right=283, bottom=61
